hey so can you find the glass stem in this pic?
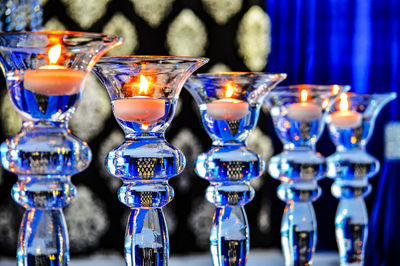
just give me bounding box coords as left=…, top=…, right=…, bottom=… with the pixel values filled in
left=280, top=196, right=317, bottom=266
left=210, top=206, right=249, bottom=266
left=17, top=209, right=69, bottom=266
left=335, top=198, right=368, bottom=266
left=125, top=208, right=169, bottom=266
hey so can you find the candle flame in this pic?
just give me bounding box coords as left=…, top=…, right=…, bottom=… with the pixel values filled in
left=138, top=74, right=150, bottom=95
left=332, top=85, right=340, bottom=95
left=338, top=93, right=349, bottom=111
left=48, top=44, right=62, bottom=65
left=300, top=89, right=308, bottom=102
left=225, top=86, right=234, bottom=98
left=224, top=81, right=238, bottom=98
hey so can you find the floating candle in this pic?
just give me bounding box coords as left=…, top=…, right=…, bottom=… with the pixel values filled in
left=206, top=81, right=249, bottom=120
left=287, top=89, right=322, bottom=121
left=113, top=74, right=165, bottom=122
left=23, top=44, right=85, bottom=96
left=113, top=97, right=165, bottom=122
left=207, top=98, right=249, bottom=120
left=330, top=93, right=362, bottom=128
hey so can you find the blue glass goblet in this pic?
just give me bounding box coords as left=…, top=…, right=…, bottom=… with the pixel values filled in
left=326, top=92, right=397, bottom=266
left=185, top=72, right=287, bottom=265
left=0, top=31, right=122, bottom=265
left=93, top=56, right=208, bottom=266
left=265, top=85, right=349, bottom=266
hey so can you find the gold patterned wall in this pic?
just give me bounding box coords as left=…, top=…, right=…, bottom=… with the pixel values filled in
left=44, top=0, right=271, bottom=70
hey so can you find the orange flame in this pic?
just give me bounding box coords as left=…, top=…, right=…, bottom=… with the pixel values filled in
left=300, top=89, right=308, bottom=102
left=225, top=86, right=234, bottom=98
left=332, top=85, right=340, bottom=95
left=338, top=93, right=349, bottom=111
left=138, top=74, right=150, bottom=95
left=224, top=81, right=238, bottom=98
left=48, top=44, right=62, bottom=65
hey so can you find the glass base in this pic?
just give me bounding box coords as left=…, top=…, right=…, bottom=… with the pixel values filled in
left=0, top=123, right=91, bottom=175
left=125, top=208, right=168, bottom=266
left=269, top=149, right=325, bottom=182
left=106, top=138, right=185, bottom=180
left=335, top=198, right=368, bottom=266
left=277, top=182, right=320, bottom=266
left=281, top=201, right=316, bottom=266
left=195, top=144, right=264, bottom=182
left=17, top=209, right=69, bottom=266
left=327, top=150, right=379, bottom=180
left=210, top=206, right=249, bottom=266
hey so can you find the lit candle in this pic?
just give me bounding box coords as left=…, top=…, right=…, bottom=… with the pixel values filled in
left=206, top=81, right=249, bottom=120
left=113, top=74, right=165, bottom=122
left=23, top=44, right=86, bottom=96
left=287, top=89, right=322, bottom=121
left=330, top=93, right=362, bottom=129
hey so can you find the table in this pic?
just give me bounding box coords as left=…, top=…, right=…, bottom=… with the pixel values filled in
left=0, top=249, right=339, bottom=266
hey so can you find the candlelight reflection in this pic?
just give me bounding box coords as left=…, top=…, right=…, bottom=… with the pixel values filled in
left=321, top=99, right=329, bottom=109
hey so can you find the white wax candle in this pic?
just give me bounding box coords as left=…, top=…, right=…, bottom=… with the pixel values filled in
left=287, top=102, right=322, bottom=122
left=207, top=98, right=249, bottom=121
left=330, top=110, right=362, bottom=129
left=113, top=97, right=165, bottom=122
left=24, top=65, right=86, bottom=96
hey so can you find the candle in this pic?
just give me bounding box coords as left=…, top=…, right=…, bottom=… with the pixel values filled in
left=287, top=89, right=322, bottom=121
left=207, top=98, right=249, bottom=120
left=113, top=97, right=165, bottom=122
left=113, top=74, right=165, bottom=122
left=23, top=44, right=85, bottom=96
left=330, top=93, right=362, bottom=128
left=206, top=81, right=249, bottom=120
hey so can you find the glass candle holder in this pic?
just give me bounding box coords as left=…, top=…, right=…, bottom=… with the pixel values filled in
left=0, top=31, right=122, bottom=265
left=326, top=92, right=397, bottom=266
left=92, top=56, right=208, bottom=266
left=184, top=72, right=287, bottom=266
left=265, top=85, right=349, bottom=266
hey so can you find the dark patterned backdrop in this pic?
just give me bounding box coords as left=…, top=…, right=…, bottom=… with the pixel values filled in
left=0, top=0, right=340, bottom=257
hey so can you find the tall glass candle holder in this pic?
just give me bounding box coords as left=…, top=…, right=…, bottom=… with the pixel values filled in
left=265, top=85, right=349, bottom=266
left=184, top=72, right=286, bottom=265
left=325, top=92, right=396, bottom=266
left=92, top=56, right=208, bottom=266
left=0, top=31, right=122, bottom=265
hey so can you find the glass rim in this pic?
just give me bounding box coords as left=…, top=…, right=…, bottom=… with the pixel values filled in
left=97, top=55, right=210, bottom=64
left=269, top=84, right=351, bottom=95
left=0, top=30, right=123, bottom=48
left=341, top=91, right=397, bottom=99
left=196, top=71, right=287, bottom=78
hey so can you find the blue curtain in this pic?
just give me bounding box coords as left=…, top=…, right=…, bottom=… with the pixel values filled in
left=369, top=125, right=400, bottom=266
left=265, top=0, right=400, bottom=263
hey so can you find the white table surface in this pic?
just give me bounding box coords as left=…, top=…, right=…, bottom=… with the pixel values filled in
left=0, top=249, right=339, bottom=265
